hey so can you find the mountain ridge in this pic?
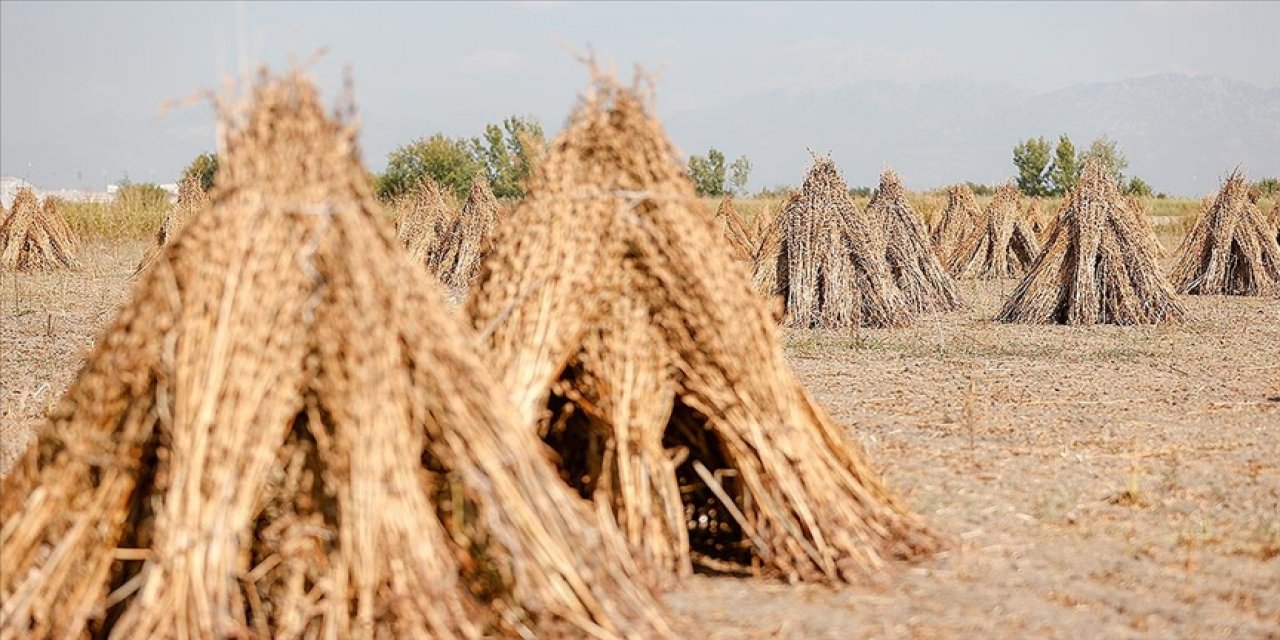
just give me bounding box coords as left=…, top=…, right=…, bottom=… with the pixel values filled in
left=665, top=73, right=1280, bottom=197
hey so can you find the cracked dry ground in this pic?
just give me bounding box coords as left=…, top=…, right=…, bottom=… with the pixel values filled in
left=3, top=243, right=1277, bottom=638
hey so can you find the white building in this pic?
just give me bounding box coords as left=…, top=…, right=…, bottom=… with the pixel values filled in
left=2, top=176, right=174, bottom=209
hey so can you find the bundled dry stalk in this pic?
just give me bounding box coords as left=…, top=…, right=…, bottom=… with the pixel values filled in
left=41, top=197, right=81, bottom=255
left=1169, top=171, right=1280, bottom=296
left=948, top=182, right=1042, bottom=279
left=432, top=173, right=502, bottom=291
left=997, top=158, right=1185, bottom=325
left=1126, top=195, right=1167, bottom=258
left=750, top=202, right=774, bottom=244
left=395, top=175, right=456, bottom=268
left=466, top=72, right=939, bottom=586
left=931, top=184, right=980, bottom=260
left=1025, top=199, right=1051, bottom=241
left=1269, top=201, right=1280, bottom=244
left=0, top=187, right=80, bottom=271
left=0, top=69, right=671, bottom=640
left=135, top=173, right=210, bottom=275
left=867, top=170, right=962, bottom=313
left=754, top=156, right=910, bottom=327
left=749, top=195, right=787, bottom=299
left=713, top=196, right=755, bottom=262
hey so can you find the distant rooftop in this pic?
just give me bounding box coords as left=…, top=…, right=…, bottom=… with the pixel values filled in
left=1, top=176, right=176, bottom=209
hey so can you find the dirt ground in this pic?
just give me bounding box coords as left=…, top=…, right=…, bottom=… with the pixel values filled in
left=2, top=241, right=1278, bottom=638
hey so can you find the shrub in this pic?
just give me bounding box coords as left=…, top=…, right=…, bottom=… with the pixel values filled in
left=377, top=134, right=482, bottom=201
left=182, top=152, right=219, bottom=191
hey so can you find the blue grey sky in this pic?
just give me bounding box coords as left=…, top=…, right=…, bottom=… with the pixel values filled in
left=2, top=1, right=1278, bottom=194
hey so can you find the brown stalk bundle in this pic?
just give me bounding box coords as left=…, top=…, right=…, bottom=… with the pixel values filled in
left=750, top=202, right=774, bottom=242
left=135, top=173, right=210, bottom=275
left=1025, top=199, right=1051, bottom=241
left=1269, top=201, right=1280, bottom=243
left=713, top=195, right=755, bottom=262
left=867, top=170, right=962, bottom=313
left=0, top=187, right=80, bottom=272
left=749, top=195, right=787, bottom=299
left=755, top=156, right=910, bottom=327
left=930, top=184, right=980, bottom=260
left=948, top=182, right=1042, bottom=279
left=41, top=197, right=81, bottom=253
left=0, top=69, right=671, bottom=639
left=997, top=158, right=1185, bottom=325
left=1169, top=171, right=1280, bottom=296
left=395, top=175, right=456, bottom=268
left=432, top=173, right=502, bottom=291
left=1126, top=195, right=1167, bottom=258
left=466, top=72, right=939, bottom=585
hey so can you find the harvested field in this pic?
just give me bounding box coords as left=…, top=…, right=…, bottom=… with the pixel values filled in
left=5, top=242, right=1277, bottom=638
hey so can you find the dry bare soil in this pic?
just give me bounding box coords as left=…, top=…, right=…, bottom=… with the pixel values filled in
left=2, top=242, right=1278, bottom=639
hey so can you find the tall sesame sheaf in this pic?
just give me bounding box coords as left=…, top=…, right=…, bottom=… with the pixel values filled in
left=136, top=173, right=210, bottom=276
left=948, top=182, right=1042, bottom=279
left=998, top=158, right=1186, bottom=325
left=866, top=169, right=963, bottom=314
left=931, top=183, right=981, bottom=261
left=0, top=68, right=672, bottom=640
left=1169, top=171, right=1280, bottom=297
left=467, top=73, right=941, bottom=586
left=756, top=155, right=911, bottom=328
left=0, top=187, right=80, bottom=271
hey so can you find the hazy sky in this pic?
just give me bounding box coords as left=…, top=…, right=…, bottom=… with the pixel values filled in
left=2, top=1, right=1278, bottom=191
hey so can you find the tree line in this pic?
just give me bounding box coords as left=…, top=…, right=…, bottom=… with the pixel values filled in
left=1012, top=135, right=1152, bottom=197
left=375, top=116, right=545, bottom=200
left=177, top=127, right=1280, bottom=203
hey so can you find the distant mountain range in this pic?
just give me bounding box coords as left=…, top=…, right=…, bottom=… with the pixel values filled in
left=665, top=74, right=1280, bottom=197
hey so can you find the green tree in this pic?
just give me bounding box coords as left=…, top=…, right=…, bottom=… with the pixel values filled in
left=1252, top=177, right=1280, bottom=198
left=688, top=148, right=727, bottom=196
left=1012, top=136, right=1053, bottom=196
left=1048, top=135, right=1078, bottom=196
left=377, top=134, right=482, bottom=200
left=1078, top=136, right=1129, bottom=184
left=472, top=116, right=544, bottom=199
left=1124, top=176, right=1153, bottom=197
left=182, top=152, right=219, bottom=191
left=728, top=155, right=752, bottom=196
